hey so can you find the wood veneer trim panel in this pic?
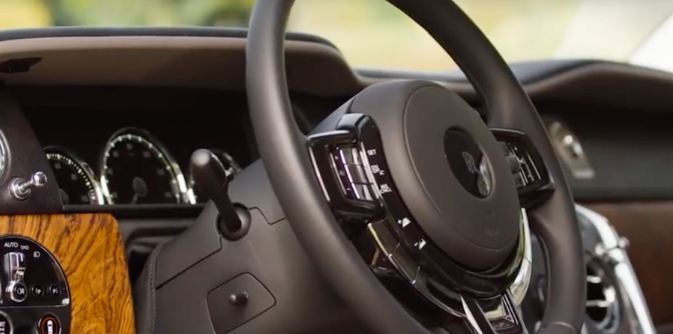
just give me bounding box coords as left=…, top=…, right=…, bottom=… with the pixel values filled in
left=0, top=214, right=135, bottom=334
left=585, top=201, right=673, bottom=326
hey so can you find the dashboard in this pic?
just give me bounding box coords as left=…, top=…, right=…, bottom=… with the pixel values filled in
left=46, top=125, right=239, bottom=206
left=15, top=87, right=256, bottom=209
left=11, top=86, right=345, bottom=212
left=0, top=28, right=667, bottom=334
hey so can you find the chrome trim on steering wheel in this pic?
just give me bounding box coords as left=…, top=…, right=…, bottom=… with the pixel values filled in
left=508, top=209, right=533, bottom=307
left=368, top=209, right=532, bottom=322
left=308, top=114, right=535, bottom=329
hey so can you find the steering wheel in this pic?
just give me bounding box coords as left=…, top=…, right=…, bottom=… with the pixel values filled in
left=246, top=0, right=585, bottom=333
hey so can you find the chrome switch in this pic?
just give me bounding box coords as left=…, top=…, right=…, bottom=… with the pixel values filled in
left=4, top=252, right=27, bottom=303
left=5, top=252, right=25, bottom=281
left=10, top=171, right=48, bottom=200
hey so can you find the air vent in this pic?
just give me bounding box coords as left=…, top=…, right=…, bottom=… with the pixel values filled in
left=548, top=120, right=595, bottom=179
left=586, top=259, right=620, bottom=331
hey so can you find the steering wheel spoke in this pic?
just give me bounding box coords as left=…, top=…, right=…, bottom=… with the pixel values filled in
left=307, top=126, right=384, bottom=226
left=491, top=129, right=554, bottom=208
left=461, top=293, right=527, bottom=334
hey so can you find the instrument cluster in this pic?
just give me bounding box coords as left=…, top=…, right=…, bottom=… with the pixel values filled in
left=45, top=127, right=240, bottom=206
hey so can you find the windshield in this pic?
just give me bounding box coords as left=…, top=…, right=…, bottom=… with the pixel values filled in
left=2, top=0, right=673, bottom=72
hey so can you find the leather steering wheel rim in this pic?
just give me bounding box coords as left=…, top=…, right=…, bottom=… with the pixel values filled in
left=246, top=1, right=585, bottom=333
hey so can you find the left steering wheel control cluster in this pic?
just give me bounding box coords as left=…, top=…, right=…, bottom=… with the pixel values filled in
left=0, top=236, right=70, bottom=334
left=308, top=113, right=550, bottom=331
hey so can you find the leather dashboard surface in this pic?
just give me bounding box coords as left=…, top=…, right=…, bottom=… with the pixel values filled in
left=586, top=201, right=673, bottom=331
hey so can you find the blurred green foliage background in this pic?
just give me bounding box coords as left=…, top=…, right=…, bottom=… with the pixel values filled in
left=0, top=0, right=254, bottom=27
left=0, top=0, right=672, bottom=71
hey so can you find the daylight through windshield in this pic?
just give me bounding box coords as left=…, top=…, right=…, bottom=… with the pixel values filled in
left=1, top=0, right=673, bottom=71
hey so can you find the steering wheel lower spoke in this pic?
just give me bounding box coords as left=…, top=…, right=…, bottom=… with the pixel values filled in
left=461, top=293, right=527, bottom=334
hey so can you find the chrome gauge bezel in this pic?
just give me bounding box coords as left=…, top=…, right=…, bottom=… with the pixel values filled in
left=45, top=146, right=105, bottom=205
left=99, top=127, right=192, bottom=205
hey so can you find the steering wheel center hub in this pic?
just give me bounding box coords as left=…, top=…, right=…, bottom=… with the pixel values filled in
left=350, top=81, right=520, bottom=270
left=444, top=128, right=494, bottom=198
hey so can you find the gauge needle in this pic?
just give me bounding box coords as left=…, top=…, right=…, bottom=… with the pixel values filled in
left=131, top=177, right=148, bottom=204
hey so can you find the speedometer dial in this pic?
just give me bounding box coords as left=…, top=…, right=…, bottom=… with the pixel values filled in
left=45, top=146, right=104, bottom=205
left=100, top=128, right=189, bottom=204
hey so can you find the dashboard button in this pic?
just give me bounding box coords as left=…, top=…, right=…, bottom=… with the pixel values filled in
left=48, top=285, right=61, bottom=297
left=38, top=315, right=61, bottom=334
left=7, top=281, right=27, bottom=303
left=31, top=285, right=44, bottom=297
left=0, top=311, right=12, bottom=334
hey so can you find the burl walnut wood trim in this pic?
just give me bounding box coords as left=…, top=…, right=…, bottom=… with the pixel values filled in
left=0, top=214, right=135, bottom=334
left=586, top=201, right=673, bottom=327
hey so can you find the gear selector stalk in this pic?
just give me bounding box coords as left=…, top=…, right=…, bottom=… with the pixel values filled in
left=191, top=149, right=250, bottom=240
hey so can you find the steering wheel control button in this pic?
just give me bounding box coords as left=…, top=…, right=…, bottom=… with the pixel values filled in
left=329, top=145, right=376, bottom=202
left=307, top=130, right=382, bottom=219
left=345, top=163, right=369, bottom=185
left=0, top=312, right=12, bottom=334
left=38, top=315, right=61, bottom=334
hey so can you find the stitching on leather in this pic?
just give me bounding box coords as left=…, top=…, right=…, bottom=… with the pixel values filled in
left=543, top=321, right=578, bottom=333
left=147, top=242, right=163, bottom=334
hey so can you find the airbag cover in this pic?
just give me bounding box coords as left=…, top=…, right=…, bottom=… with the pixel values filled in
left=350, top=80, right=520, bottom=270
